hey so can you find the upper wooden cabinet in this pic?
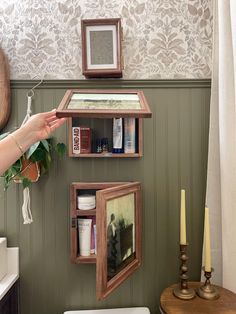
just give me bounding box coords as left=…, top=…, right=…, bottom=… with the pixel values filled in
left=56, top=89, right=152, bottom=158
left=70, top=182, right=142, bottom=300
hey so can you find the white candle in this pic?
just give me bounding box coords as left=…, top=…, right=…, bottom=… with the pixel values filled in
left=204, top=207, right=211, bottom=272
left=180, top=189, right=187, bottom=244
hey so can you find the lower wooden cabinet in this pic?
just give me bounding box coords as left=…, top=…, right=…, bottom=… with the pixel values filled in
left=70, top=182, right=142, bottom=300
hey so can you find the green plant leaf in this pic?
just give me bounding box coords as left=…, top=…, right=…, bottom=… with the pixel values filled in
left=30, top=148, right=46, bottom=163
left=40, top=152, right=51, bottom=175
left=11, top=159, right=22, bottom=175
left=3, top=159, right=22, bottom=189
left=26, top=141, right=40, bottom=159
left=55, top=143, right=66, bottom=158
left=41, top=139, right=50, bottom=152
left=2, top=136, right=66, bottom=189
left=22, top=177, right=31, bottom=189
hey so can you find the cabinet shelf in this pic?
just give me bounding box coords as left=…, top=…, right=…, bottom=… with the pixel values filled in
left=72, top=153, right=141, bottom=158
left=76, top=209, right=96, bottom=216
left=75, top=254, right=97, bottom=264
left=68, top=117, right=143, bottom=158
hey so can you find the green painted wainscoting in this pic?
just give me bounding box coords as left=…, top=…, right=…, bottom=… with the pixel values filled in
left=0, top=79, right=210, bottom=314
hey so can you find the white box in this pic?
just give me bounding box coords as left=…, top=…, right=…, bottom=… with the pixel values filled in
left=72, top=127, right=81, bottom=154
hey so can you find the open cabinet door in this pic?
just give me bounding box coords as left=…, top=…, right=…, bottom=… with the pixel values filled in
left=96, top=182, right=141, bottom=300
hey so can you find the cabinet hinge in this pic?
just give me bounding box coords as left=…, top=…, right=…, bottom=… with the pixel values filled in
left=71, top=217, right=77, bottom=228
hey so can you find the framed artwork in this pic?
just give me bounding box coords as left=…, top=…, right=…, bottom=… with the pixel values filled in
left=56, top=89, right=152, bottom=118
left=96, top=182, right=141, bottom=300
left=81, top=18, right=123, bottom=78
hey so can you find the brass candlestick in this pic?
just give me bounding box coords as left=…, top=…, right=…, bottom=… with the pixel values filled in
left=197, top=267, right=220, bottom=300
left=173, top=243, right=196, bottom=300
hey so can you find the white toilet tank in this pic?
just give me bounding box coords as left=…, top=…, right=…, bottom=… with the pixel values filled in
left=64, top=307, right=150, bottom=314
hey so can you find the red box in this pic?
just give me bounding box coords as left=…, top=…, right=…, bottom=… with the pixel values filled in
left=80, top=127, right=91, bottom=153
left=72, top=127, right=91, bottom=154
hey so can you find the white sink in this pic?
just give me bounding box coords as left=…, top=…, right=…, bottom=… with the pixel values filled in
left=0, top=237, right=19, bottom=300
left=64, top=308, right=150, bottom=314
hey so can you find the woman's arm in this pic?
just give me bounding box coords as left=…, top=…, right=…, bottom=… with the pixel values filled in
left=0, top=110, right=66, bottom=176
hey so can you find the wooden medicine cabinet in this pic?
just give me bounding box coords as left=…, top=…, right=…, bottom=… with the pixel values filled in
left=56, top=89, right=152, bottom=158
left=70, top=182, right=142, bottom=300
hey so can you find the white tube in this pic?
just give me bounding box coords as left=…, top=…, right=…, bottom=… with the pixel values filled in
left=78, top=218, right=92, bottom=256
left=113, top=118, right=123, bottom=153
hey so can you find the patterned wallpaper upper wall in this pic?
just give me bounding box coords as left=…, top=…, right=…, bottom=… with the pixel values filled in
left=0, top=0, right=212, bottom=79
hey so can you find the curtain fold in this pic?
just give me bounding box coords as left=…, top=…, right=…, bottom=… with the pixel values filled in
left=206, top=0, right=236, bottom=292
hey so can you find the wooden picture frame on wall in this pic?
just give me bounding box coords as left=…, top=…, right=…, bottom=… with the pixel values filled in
left=81, top=18, right=123, bottom=78
left=96, top=182, right=142, bottom=300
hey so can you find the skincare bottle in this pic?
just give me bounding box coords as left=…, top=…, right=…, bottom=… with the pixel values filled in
left=78, top=218, right=92, bottom=256
left=96, top=138, right=102, bottom=153
left=112, top=118, right=124, bottom=153
left=101, top=137, right=109, bottom=153
left=124, top=117, right=136, bottom=153
left=90, top=216, right=96, bottom=254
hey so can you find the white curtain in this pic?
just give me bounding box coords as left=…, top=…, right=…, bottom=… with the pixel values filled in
left=206, top=0, right=236, bottom=292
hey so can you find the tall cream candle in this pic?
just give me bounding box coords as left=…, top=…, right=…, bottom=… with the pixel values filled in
left=204, top=207, right=211, bottom=272
left=180, top=189, right=187, bottom=244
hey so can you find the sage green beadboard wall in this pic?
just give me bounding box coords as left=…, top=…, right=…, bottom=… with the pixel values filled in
left=0, top=80, right=210, bottom=314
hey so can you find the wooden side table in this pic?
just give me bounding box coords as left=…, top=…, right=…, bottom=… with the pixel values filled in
left=160, top=282, right=236, bottom=314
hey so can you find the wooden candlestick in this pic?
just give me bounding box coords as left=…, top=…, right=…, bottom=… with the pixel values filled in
left=173, top=243, right=196, bottom=300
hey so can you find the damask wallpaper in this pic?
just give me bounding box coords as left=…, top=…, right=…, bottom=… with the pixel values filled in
left=0, top=0, right=212, bottom=79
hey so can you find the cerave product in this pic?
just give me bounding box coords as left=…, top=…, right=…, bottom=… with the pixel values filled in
left=78, top=194, right=96, bottom=210
left=78, top=218, right=92, bottom=256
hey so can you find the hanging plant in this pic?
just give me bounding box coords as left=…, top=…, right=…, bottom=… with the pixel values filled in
left=1, top=134, right=66, bottom=190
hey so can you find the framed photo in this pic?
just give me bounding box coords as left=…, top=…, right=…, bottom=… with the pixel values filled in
left=96, top=182, right=141, bottom=300
left=81, top=18, right=123, bottom=78
left=56, top=89, right=152, bottom=118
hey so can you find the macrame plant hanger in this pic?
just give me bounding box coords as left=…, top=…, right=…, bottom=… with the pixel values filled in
left=21, top=79, right=43, bottom=224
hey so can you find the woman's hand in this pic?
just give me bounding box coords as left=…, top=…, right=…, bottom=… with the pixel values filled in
left=0, top=109, right=66, bottom=176
left=23, top=109, right=66, bottom=141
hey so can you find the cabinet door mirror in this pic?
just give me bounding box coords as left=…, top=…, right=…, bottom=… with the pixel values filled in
left=56, top=89, right=152, bottom=118
left=96, top=182, right=141, bottom=300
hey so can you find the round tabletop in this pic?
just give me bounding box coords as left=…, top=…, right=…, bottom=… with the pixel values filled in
left=160, top=282, right=236, bottom=314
